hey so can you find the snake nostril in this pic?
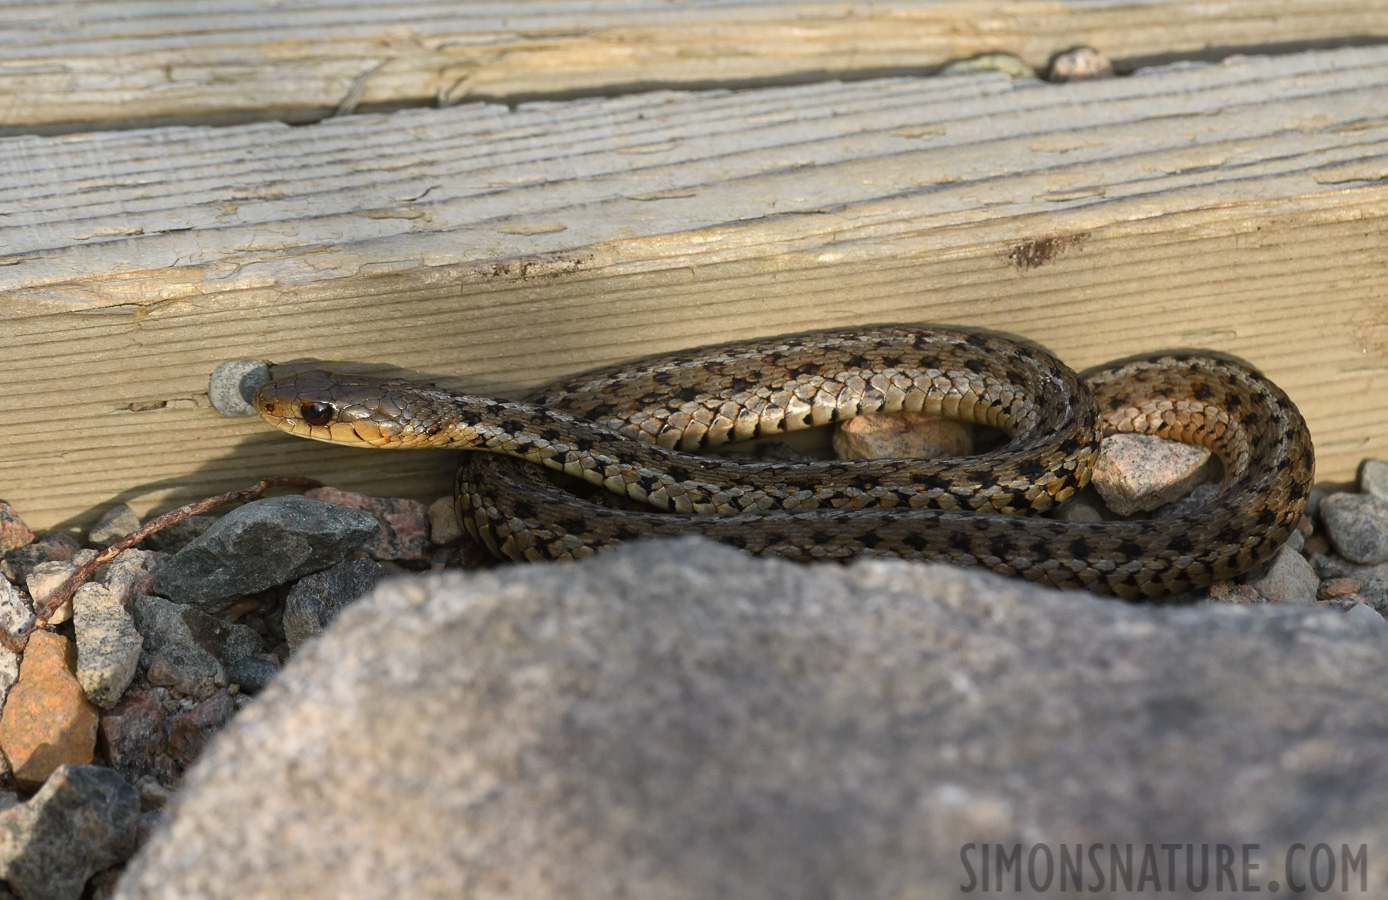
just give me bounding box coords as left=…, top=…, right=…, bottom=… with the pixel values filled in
left=300, top=402, right=335, bottom=426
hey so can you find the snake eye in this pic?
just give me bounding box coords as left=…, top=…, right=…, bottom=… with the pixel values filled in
left=300, top=402, right=335, bottom=426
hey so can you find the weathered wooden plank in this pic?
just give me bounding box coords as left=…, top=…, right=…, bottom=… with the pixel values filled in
left=3, top=0, right=1388, bottom=132
left=2, top=47, right=1385, bottom=529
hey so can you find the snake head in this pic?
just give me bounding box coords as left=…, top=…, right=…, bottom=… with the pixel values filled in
left=254, top=371, right=415, bottom=448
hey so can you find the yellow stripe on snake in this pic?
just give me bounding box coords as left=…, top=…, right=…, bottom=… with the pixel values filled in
left=253, top=326, right=1314, bottom=600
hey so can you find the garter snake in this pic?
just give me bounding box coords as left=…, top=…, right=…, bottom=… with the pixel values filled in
left=253, top=325, right=1314, bottom=599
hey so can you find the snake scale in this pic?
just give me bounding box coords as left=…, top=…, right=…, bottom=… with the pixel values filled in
left=254, top=325, right=1314, bottom=599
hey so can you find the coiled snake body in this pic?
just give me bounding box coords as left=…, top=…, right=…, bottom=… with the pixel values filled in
left=254, top=326, right=1314, bottom=599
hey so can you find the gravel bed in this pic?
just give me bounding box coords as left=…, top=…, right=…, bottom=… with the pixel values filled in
left=0, top=440, right=1380, bottom=898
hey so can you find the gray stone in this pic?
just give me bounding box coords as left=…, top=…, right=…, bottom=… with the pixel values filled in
left=1345, top=602, right=1387, bottom=630
left=1359, top=458, right=1388, bottom=502
left=165, top=693, right=238, bottom=769
left=1247, top=545, right=1318, bottom=605
left=152, top=497, right=377, bottom=611
left=100, top=687, right=180, bottom=789
left=302, top=489, right=432, bottom=562
left=1150, top=479, right=1221, bottom=520
left=426, top=497, right=463, bottom=546
left=1320, top=492, right=1388, bottom=564
left=96, top=549, right=157, bottom=606
left=130, top=595, right=262, bottom=700
left=753, top=441, right=817, bottom=463
left=114, top=540, right=1388, bottom=900
left=72, top=584, right=142, bottom=709
left=0, top=581, right=21, bottom=768
left=0, top=765, right=138, bottom=900
left=225, top=657, right=279, bottom=696
left=207, top=359, right=270, bottom=418
left=282, top=557, right=387, bottom=651
left=0, top=500, right=33, bottom=554
left=135, top=777, right=175, bottom=812
left=1052, top=488, right=1105, bottom=522
left=1048, top=45, right=1115, bottom=82
left=87, top=505, right=140, bottom=549
left=1091, top=433, right=1212, bottom=516
left=139, top=516, right=214, bottom=554
left=1308, top=555, right=1388, bottom=612
left=1306, top=486, right=1330, bottom=520
left=0, top=534, right=79, bottom=585
left=24, top=553, right=96, bottom=627
left=0, top=578, right=31, bottom=675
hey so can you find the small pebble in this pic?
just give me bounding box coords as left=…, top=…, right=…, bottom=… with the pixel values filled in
left=751, top=441, right=818, bottom=463
left=139, top=514, right=215, bottom=553
left=24, top=551, right=97, bottom=627
left=1354, top=583, right=1388, bottom=609
left=226, top=656, right=280, bottom=696
left=1320, top=592, right=1370, bottom=612
left=1, top=533, right=80, bottom=585
left=0, top=501, right=34, bottom=553
left=1247, top=546, right=1318, bottom=605
left=135, top=775, right=176, bottom=811
left=1344, top=603, right=1387, bottom=630
left=1151, top=481, right=1221, bottom=520
left=306, top=487, right=432, bottom=562
left=0, top=631, right=99, bottom=789
left=1302, top=534, right=1331, bottom=557
left=1305, top=487, right=1331, bottom=520
left=429, top=546, right=459, bottom=571
left=1048, top=46, right=1115, bottom=82
left=1318, top=576, right=1364, bottom=601
left=1359, top=459, right=1388, bottom=501
left=427, top=496, right=464, bottom=546
left=1319, top=493, right=1388, bottom=564
left=87, top=504, right=140, bottom=548
left=1053, top=489, right=1106, bottom=523
left=1090, top=434, right=1213, bottom=516
left=130, top=594, right=263, bottom=700
left=455, top=533, right=501, bottom=570
left=165, top=692, right=238, bottom=768
left=95, top=548, right=159, bottom=606
left=283, top=557, right=387, bottom=651
left=0, top=576, right=35, bottom=636
left=72, top=584, right=143, bottom=710
left=0, top=587, right=22, bottom=698
left=99, top=688, right=180, bottom=789
left=1279, top=516, right=1311, bottom=553
left=1206, top=582, right=1263, bottom=604
left=833, top=412, right=971, bottom=460
left=208, top=359, right=271, bottom=417
left=0, top=764, right=138, bottom=900
left=1305, top=554, right=1388, bottom=596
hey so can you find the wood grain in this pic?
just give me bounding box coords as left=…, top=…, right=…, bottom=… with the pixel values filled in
left=5, top=0, right=1388, bottom=133
left=3, top=46, right=1385, bottom=530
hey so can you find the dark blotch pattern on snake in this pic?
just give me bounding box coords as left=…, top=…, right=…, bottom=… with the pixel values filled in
left=253, top=325, right=1314, bottom=600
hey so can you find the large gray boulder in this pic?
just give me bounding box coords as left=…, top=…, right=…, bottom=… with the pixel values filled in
left=116, top=539, right=1388, bottom=899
